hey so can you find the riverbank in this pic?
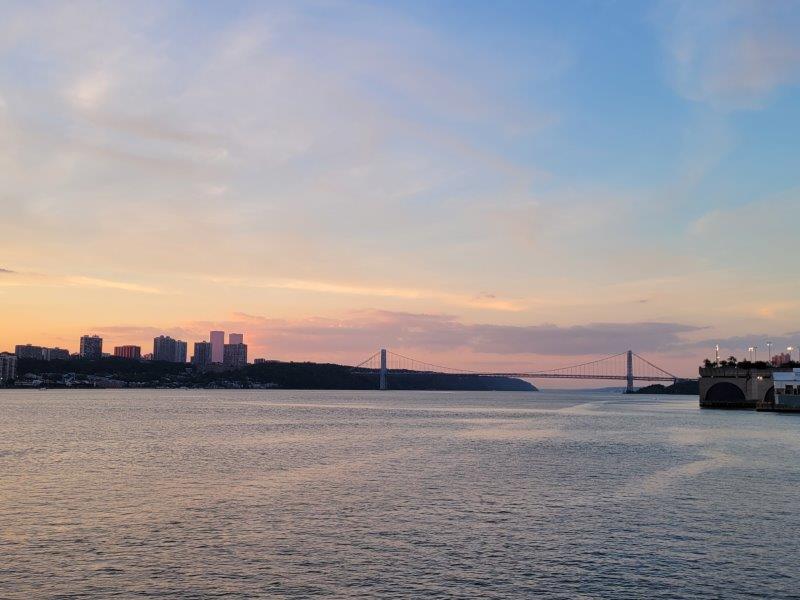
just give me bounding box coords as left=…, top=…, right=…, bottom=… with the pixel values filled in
left=4, top=357, right=536, bottom=392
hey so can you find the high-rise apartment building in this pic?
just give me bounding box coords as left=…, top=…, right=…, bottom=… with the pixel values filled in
left=80, top=335, right=103, bottom=360
left=176, top=340, right=187, bottom=363
left=0, top=353, right=17, bottom=383
left=153, top=336, right=187, bottom=363
left=229, top=333, right=244, bottom=345
left=192, top=342, right=213, bottom=369
left=223, top=343, right=248, bottom=369
left=210, top=331, right=225, bottom=363
left=114, top=345, right=142, bottom=360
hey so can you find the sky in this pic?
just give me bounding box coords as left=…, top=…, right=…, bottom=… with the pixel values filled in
left=1, top=0, right=800, bottom=379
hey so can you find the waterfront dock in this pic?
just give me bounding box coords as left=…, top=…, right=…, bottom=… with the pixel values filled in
left=698, top=365, right=800, bottom=412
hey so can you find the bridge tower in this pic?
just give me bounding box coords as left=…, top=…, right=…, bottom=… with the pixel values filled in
left=626, top=350, right=634, bottom=394
left=379, top=348, right=388, bottom=391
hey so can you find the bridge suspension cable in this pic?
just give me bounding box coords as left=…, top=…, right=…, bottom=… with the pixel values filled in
left=351, top=348, right=683, bottom=385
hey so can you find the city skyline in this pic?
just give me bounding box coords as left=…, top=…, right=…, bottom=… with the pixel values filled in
left=2, top=1, right=800, bottom=378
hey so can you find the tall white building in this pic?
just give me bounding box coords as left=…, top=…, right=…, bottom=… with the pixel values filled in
left=210, top=331, right=225, bottom=363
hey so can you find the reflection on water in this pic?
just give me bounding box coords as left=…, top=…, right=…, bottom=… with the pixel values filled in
left=1, top=389, right=799, bottom=598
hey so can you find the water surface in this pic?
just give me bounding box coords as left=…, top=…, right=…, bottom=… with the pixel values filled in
left=1, top=390, right=798, bottom=598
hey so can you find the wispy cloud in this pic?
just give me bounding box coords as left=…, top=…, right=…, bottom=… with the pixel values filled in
left=0, top=269, right=162, bottom=294
left=63, top=276, right=161, bottom=294
left=199, top=310, right=703, bottom=357
left=685, top=331, right=800, bottom=357
left=203, top=277, right=526, bottom=312
left=657, top=0, right=800, bottom=109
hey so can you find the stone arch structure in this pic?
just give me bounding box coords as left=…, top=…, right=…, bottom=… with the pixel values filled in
left=764, top=386, right=775, bottom=405
left=706, top=382, right=745, bottom=402
left=701, top=381, right=750, bottom=408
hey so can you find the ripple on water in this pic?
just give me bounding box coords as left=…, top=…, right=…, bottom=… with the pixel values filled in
left=0, top=390, right=798, bottom=599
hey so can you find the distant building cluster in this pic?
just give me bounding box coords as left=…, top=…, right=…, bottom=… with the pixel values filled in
left=772, top=353, right=792, bottom=367
left=1, top=329, right=257, bottom=383
left=193, top=331, right=248, bottom=370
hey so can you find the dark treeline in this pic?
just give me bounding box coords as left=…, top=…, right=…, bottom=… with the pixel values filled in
left=703, top=358, right=800, bottom=370
left=14, top=357, right=536, bottom=392
left=635, top=380, right=700, bottom=395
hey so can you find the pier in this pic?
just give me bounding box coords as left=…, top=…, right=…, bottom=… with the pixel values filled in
left=698, top=366, right=778, bottom=410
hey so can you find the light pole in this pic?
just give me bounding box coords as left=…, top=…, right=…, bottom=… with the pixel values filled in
left=748, top=346, right=754, bottom=362
left=767, top=341, right=773, bottom=364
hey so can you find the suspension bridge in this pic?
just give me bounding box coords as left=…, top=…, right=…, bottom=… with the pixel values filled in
left=352, top=349, right=686, bottom=393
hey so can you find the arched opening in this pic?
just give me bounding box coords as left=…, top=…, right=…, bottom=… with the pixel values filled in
left=706, top=382, right=746, bottom=403
left=764, top=386, right=775, bottom=405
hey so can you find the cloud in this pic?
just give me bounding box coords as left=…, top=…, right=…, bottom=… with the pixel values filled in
left=686, top=331, right=800, bottom=357
left=198, top=310, right=703, bottom=357
left=63, top=276, right=161, bottom=295
left=0, top=269, right=162, bottom=294
left=0, top=0, right=565, bottom=285
left=203, top=276, right=525, bottom=312
left=93, top=324, right=200, bottom=342
left=687, top=188, right=800, bottom=273
left=67, top=70, right=112, bottom=109
left=657, top=0, right=800, bottom=109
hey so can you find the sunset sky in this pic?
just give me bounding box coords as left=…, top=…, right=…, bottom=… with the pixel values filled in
left=2, top=0, right=800, bottom=378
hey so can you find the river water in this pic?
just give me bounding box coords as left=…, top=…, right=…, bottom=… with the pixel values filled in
left=1, top=390, right=798, bottom=598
